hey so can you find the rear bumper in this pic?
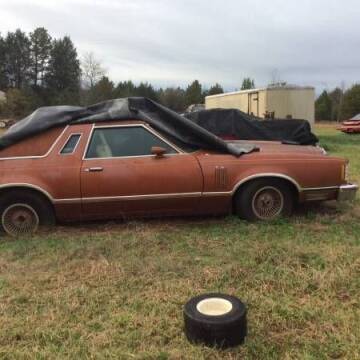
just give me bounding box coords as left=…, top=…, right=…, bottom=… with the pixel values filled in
left=337, top=184, right=358, bottom=201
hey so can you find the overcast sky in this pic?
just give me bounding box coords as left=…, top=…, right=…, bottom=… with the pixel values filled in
left=0, top=0, right=359, bottom=92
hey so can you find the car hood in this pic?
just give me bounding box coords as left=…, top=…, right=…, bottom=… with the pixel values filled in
left=228, top=140, right=325, bottom=156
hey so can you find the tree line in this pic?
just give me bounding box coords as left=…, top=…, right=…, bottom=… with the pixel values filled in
left=2, top=27, right=360, bottom=122
left=0, top=28, right=80, bottom=117
left=0, top=27, right=258, bottom=119
left=315, top=86, right=360, bottom=121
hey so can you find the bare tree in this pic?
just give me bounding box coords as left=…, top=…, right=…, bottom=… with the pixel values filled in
left=81, top=52, right=106, bottom=89
left=269, top=68, right=284, bottom=87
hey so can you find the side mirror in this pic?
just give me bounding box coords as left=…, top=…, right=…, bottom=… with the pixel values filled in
left=151, top=146, right=167, bottom=157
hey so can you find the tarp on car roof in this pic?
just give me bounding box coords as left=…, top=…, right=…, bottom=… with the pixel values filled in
left=0, top=98, right=317, bottom=156
left=184, top=108, right=318, bottom=145
left=0, top=98, right=256, bottom=156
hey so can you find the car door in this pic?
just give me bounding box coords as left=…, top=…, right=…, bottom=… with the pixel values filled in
left=80, top=124, right=203, bottom=219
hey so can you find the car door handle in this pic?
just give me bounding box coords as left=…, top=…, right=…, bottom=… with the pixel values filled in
left=84, top=167, right=103, bottom=172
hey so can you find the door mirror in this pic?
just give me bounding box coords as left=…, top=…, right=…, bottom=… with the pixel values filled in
left=151, top=146, right=167, bottom=157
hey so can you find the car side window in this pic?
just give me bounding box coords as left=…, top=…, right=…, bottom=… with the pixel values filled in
left=85, top=126, right=177, bottom=159
left=60, top=134, right=81, bottom=154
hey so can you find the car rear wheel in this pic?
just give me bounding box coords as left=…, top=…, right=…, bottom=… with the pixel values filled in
left=0, top=190, right=55, bottom=236
left=235, top=179, right=293, bottom=221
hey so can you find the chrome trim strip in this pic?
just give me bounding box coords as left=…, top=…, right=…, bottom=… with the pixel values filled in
left=83, top=123, right=183, bottom=160
left=53, top=192, right=202, bottom=204
left=53, top=198, right=81, bottom=204
left=83, top=153, right=183, bottom=161
left=59, top=133, right=82, bottom=155
left=1, top=179, right=346, bottom=206
left=202, top=191, right=231, bottom=197
left=42, top=185, right=351, bottom=204
left=302, top=186, right=339, bottom=191
left=231, top=173, right=302, bottom=193
left=0, top=126, right=69, bottom=160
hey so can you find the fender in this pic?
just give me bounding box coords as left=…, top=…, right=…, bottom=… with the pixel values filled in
left=232, top=173, right=302, bottom=194
left=0, top=183, right=55, bottom=202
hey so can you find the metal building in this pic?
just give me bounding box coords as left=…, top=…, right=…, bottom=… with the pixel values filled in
left=205, top=85, right=315, bottom=124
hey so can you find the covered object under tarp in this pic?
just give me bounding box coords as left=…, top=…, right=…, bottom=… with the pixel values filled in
left=185, top=108, right=318, bottom=145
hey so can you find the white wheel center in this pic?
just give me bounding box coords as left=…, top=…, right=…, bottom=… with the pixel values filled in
left=196, top=298, right=233, bottom=316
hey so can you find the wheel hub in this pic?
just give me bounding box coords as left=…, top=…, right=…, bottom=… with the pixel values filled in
left=252, top=186, right=284, bottom=220
left=2, top=204, right=39, bottom=236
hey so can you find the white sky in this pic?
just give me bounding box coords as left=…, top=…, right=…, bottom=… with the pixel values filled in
left=0, top=0, right=359, bottom=92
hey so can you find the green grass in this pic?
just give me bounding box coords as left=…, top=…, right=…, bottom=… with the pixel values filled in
left=1, top=124, right=360, bottom=359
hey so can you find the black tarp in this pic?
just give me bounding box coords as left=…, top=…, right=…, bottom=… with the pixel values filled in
left=0, top=98, right=255, bottom=157
left=0, top=98, right=318, bottom=157
left=185, top=108, right=318, bottom=145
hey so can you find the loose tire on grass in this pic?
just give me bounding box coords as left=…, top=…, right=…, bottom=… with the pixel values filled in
left=184, top=293, right=247, bottom=348
left=235, top=178, right=294, bottom=221
left=0, top=190, right=55, bottom=236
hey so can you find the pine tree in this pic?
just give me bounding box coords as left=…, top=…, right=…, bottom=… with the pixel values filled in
left=4, top=29, right=31, bottom=88
left=0, top=34, right=7, bottom=89
left=207, top=83, right=224, bottom=96
left=241, top=78, right=255, bottom=90
left=328, top=87, right=343, bottom=121
left=159, top=87, right=186, bottom=112
left=29, top=27, right=52, bottom=87
left=341, top=84, right=360, bottom=120
left=45, top=36, right=81, bottom=104
left=185, top=80, right=202, bottom=106
left=114, top=81, right=136, bottom=98
left=134, top=82, right=158, bottom=100
left=88, top=76, right=114, bottom=103
left=315, top=90, right=332, bottom=120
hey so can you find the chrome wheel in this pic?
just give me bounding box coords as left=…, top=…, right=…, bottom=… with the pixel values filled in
left=2, top=203, right=39, bottom=236
left=251, top=186, right=284, bottom=220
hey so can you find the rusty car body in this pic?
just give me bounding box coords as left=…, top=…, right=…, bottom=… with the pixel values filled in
left=0, top=119, right=357, bottom=236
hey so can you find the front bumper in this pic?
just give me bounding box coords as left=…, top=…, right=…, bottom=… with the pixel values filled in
left=302, top=183, right=358, bottom=202
left=337, top=184, right=358, bottom=201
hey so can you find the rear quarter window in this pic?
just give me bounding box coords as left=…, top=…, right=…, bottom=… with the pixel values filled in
left=60, top=134, right=81, bottom=154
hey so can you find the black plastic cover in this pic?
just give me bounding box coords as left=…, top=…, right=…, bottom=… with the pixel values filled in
left=0, top=98, right=256, bottom=157
left=185, top=108, right=318, bottom=145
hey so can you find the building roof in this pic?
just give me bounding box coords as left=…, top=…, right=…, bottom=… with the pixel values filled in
left=206, top=84, right=315, bottom=99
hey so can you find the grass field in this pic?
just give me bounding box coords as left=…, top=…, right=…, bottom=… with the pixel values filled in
left=0, top=124, right=360, bottom=359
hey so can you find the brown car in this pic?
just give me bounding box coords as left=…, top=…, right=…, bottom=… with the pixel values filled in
left=0, top=120, right=357, bottom=236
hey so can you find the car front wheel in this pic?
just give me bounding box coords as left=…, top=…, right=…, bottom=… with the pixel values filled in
left=235, top=179, right=294, bottom=221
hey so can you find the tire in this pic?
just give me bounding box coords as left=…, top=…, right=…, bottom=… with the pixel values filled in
left=0, top=190, right=55, bottom=236
left=183, top=293, right=247, bottom=349
left=235, top=178, right=293, bottom=221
